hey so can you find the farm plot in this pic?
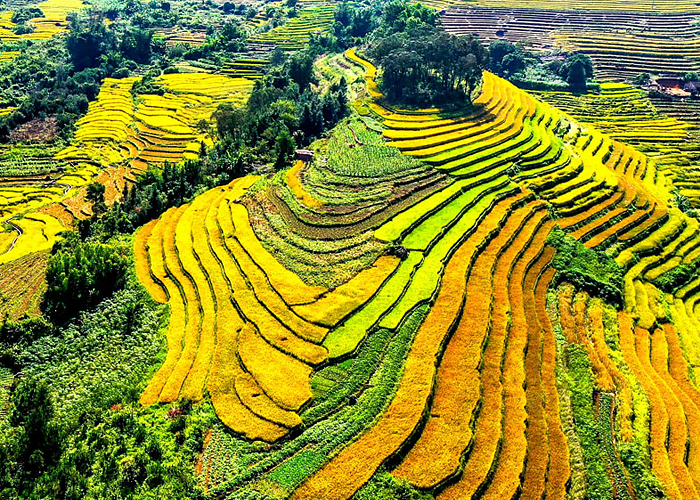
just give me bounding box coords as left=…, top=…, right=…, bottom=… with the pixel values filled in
left=0, top=249, right=48, bottom=320
left=242, top=116, right=454, bottom=288
left=284, top=50, right=700, bottom=500
left=221, top=58, right=268, bottom=79
left=153, top=27, right=208, bottom=47
left=249, top=5, right=335, bottom=50
left=0, top=71, right=255, bottom=267
left=533, top=83, right=700, bottom=206
left=441, top=7, right=700, bottom=80
left=134, top=173, right=433, bottom=442
left=0, top=0, right=85, bottom=43
left=465, top=0, right=700, bottom=13
left=61, top=73, right=254, bottom=171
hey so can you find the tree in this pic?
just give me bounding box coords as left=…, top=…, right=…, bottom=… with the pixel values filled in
left=560, top=53, right=593, bottom=90
left=350, top=7, right=374, bottom=37
left=213, top=103, right=247, bottom=142
left=633, top=72, right=651, bottom=86
left=287, top=51, right=315, bottom=90
left=42, top=240, right=130, bottom=324
left=0, top=379, right=60, bottom=495
left=66, top=14, right=116, bottom=71
left=501, top=52, right=527, bottom=76
left=86, top=182, right=105, bottom=204
left=120, top=27, right=153, bottom=64
left=381, top=1, right=437, bottom=34
left=86, top=182, right=107, bottom=215
left=489, top=39, right=517, bottom=74
left=11, top=7, right=44, bottom=24
left=274, top=128, right=295, bottom=169
left=566, top=59, right=588, bottom=89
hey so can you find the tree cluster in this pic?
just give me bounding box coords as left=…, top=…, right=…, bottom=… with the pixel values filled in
left=489, top=40, right=529, bottom=77
left=324, top=1, right=439, bottom=52
left=368, top=24, right=487, bottom=106
left=550, top=53, right=594, bottom=90
left=0, top=379, right=59, bottom=499
left=213, top=49, right=348, bottom=167
left=379, top=1, right=438, bottom=35
left=0, top=376, right=209, bottom=499
left=489, top=40, right=595, bottom=90
left=11, top=7, right=44, bottom=24
left=182, top=20, right=246, bottom=60
left=41, top=235, right=130, bottom=324
left=333, top=2, right=376, bottom=47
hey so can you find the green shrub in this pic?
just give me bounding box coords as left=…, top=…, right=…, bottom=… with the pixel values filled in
left=566, top=344, right=614, bottom=500
left=548, top=227, right=624, bottom=307
left=11, top=7, right=44, bottom=24
left=652, top=259, right=700, bottom=293
left=353, top=473, right=433, bottom=500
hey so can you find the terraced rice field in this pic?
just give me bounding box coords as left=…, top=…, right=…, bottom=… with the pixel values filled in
left=249, top=5, right=335, bottom=50
left=0, top=70, right=256, bottom=266
left=221, top=58, right=268, bottom=79
left=532, top=83, right=700, bottom=206
left=441, top=6, right=700, bottom=80
left=59, top=74, right=254, bottom=170
left=0, top=0, right=85, bottom=43
left=428, top=0, right=700, bottom=13
left=154, top=28, right=208, bottom=47
left=129, top=46, right=700, bottom=500
left=0, top=250, right=48, bottom=320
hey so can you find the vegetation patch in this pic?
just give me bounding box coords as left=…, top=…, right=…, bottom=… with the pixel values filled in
left=548, top=227, right=624, bottom=307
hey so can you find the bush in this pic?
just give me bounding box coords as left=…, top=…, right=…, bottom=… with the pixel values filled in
left=548, top=227, right=623, bottom=307
left=11, top=7, right=44, bottom=24
left=653, top=260, right=700, bottom=293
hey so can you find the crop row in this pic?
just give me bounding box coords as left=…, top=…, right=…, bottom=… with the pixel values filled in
left=442, top=6, right=700, bottom=80
left=471, top=0, right=700, bottom=12
left=0, top=367, right=11, bottom=424
left=436, top=212, right=554, bottom=500
left=240, top=117, right=454, bottom=288
left=205, top=305, right=428, bottom=496
left=282, top=44, right=700, bottom=500
left=250, top=6, right=335, bottom=51
left=353, top=53, right=630, bottom=240
left=394, top=200, right=547, bottom=490
left=0, top=0, right=84, bottom=43
left=137, top=179, right=309, bottom=440
left=534, top=83, right=700, bottom=210
left=135, top=173, right=428, bottom=440
left=0, top=249, right=48, bottom=320
left=618, top=313, right=694, bottom=500
left=221, top=58, right=268, bottom=79
left=289, top=189, right=545, bottom=500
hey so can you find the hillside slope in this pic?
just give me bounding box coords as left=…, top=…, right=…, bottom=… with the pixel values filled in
left=131, top=49, right=700, bottom=500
